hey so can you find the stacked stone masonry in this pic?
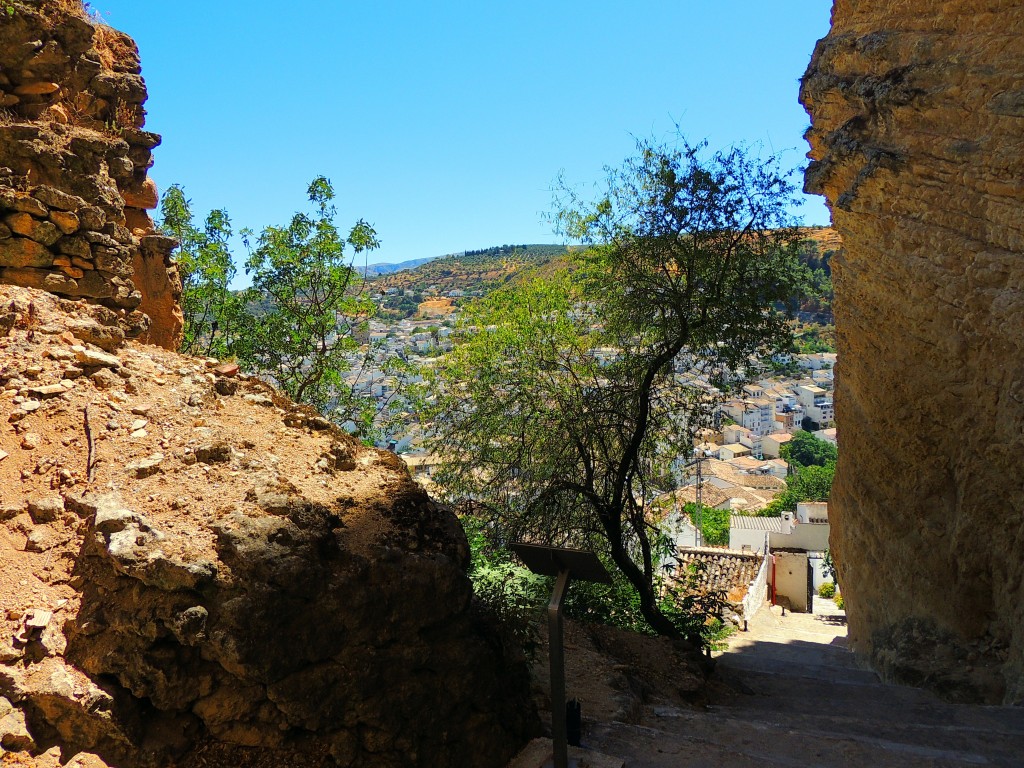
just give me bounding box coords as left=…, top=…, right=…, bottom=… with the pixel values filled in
left=801, top=0, right=1023, bottom=704
left=0, top=0, right=183, bottom=349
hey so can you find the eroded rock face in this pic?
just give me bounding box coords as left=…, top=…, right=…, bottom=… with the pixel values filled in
left=64, top=485, right=535, bottom=767
left=801, top=1, right=1024, bottom=703
left=0, top=1, right=183, bottom=349
left=0, top=285, right=537, bottom=766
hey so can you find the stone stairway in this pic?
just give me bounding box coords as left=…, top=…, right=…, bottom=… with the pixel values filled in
left=581, top=601, right=1024, bottom=767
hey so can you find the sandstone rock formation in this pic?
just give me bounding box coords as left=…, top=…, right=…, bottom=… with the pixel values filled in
left=0, top=1, right=183, bottom=350
left=0, top=285, right=537, bottom=766
left=801, top=0, right=1023, bottom=703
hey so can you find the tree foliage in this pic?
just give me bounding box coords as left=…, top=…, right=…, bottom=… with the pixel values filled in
left=781, top=430, right=837, bottom=468
left=160, top=178, right=418, bottom=440
left=159, top=186, right=243, bottom=357
left=760, top=460, right=835, bottom=515
left=757, top=430, right=837, bottom=515
left=236, top=177, right=380, bottom=414
left=822, top=548, right=837, bottom=584
left=683, top=502, right=730, bottom=547
left=430, top=136, right=810, bottom=639
left=462, top=510, right=728, bottom=650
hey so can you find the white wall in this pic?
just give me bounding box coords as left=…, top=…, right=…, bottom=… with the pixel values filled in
left=773, top=551, right=810, bottom=612
left=770, top=523, right=830, bottom=552
left=729, top=527, right=771, bottom=554
left=808, top=554, right=829, bottom=590
left=741, top=555, right=771, bottom=620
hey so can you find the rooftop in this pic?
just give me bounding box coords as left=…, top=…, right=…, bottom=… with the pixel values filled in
left=670, top=547, right=764, bottom=605
left=730, top=515, right=783, bottom=532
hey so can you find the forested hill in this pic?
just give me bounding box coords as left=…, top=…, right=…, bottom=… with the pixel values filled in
left=367, top=230, right=839, bottom=323
left=370, top=243, right=573, bottom=295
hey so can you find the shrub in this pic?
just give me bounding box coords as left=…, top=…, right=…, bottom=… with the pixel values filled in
left=834, top=593, right=845, bottom=610
left=461, top=513, right=729, bottom=652
left=461, top=514, right=547, bottom=654
left=817, top=581, right=836, bottom=599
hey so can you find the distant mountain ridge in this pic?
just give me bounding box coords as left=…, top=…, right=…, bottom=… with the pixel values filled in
left=357, top=256, right=439, bottom=277
left=363, top=231, right=838, bottom=318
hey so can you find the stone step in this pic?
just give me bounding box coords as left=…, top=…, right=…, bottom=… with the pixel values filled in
left=582, top=602, right=1024, bottom=767
left=717, top=653, right=881, bottom=687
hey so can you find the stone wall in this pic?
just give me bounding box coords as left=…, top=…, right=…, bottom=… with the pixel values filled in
left=801, top=1, right=1024, bottom=703
left=0, top=0, right=182, bottom=349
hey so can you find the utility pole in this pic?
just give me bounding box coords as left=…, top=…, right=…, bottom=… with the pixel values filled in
left=695, top=452, right=704, bottom=547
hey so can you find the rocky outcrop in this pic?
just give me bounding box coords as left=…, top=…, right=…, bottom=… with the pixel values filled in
left=0, top=1, right=183, bottom=349
left=0, top=285, right=537, bottom=766
left=801, top=1, right=1024, bottom=703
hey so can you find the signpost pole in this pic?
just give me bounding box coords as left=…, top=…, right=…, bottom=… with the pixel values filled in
left=509, top=543, right=611, bottom=768
left=548, top=570, right=571, bottom=768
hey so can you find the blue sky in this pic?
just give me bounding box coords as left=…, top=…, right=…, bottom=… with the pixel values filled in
left=94, top=1, right=833, bottom=265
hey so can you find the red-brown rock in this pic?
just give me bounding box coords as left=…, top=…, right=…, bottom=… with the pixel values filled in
left=0, top=237, right=51, bottom=268
left=13, top=81, right=59, bottom=96
left=120, top=177, right=158, bottom=210
left=0, top=4, right=182, bottom=350
left=134, top=234, right=183, bottom=349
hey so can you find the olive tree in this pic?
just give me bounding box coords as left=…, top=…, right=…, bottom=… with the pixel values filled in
left=430, top=137, right=810, bottom=639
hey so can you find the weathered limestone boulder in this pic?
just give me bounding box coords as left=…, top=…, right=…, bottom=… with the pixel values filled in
left=801, top=0, right=1024, bottom=703
left=0, top=1, right=182, bottom=349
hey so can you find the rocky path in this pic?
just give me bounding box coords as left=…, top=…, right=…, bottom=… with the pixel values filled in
left=581, top=601, right=1024, bottom=767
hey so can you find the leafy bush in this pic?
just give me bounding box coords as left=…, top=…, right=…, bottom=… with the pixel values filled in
left=660, top=560, right=730, bottom=649
left=683, top=503, right=730, bottom=547
left=703, top=617, right=736, bottom=652
left=818, top=581, right=836, bottom=599
left=834, top=593, right=845, bottom=610
left=562, top=561, right=728, bottom=650
left=461, top=515, right=547, bottom=653
left=562, top=574, right=658, bottom=635
left=760, top=460, right=835, bottom=515
left=461, top=513, right=729, bottom=651
left=781, top=430, right=837, bottom=468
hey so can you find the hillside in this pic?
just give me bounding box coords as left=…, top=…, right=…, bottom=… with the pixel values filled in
left=371, top=243, right=572, bottom=296
left=368, top=232, right=839, bottom=324
left=370, top=231, right=838, bottom=324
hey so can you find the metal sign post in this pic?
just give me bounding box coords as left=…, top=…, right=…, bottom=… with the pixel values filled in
left=511, top=543, right=612, bottom=768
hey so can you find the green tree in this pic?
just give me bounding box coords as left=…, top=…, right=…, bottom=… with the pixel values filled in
left=236, top=177, right=380, bottom=419
left=159, top=185, right=243, bottom=357
left=760, top=460, right=835, bottom=515
left=430, top=136, right=810, bottom=639
left=781, top=430, right=837, bottom=468
left=683, top=502, right=729, bottom=547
